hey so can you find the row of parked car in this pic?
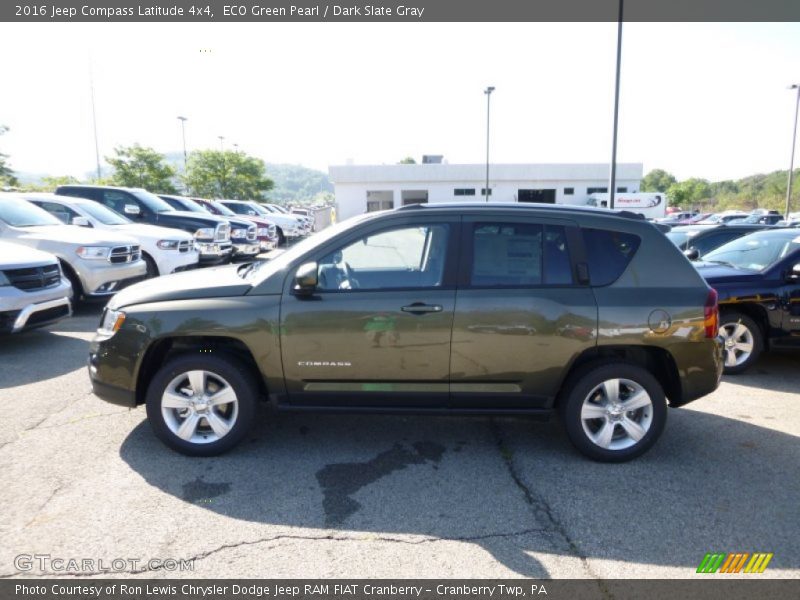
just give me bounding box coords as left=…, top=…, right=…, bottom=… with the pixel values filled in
left=0, top=184, right=314, bottom=334
left=657, top=208, right=799, bottom=227
left=662, top=215, right=800, bottom=374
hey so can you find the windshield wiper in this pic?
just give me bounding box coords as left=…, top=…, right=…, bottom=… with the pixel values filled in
left=707, top=260, right=735, bottom=268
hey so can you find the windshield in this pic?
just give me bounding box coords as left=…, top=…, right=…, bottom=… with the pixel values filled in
left=703, top=232, right=800, bottom=271
left=79, top=201, right=131, bottom=225
left=246, top=202, right=271, bottom=216
left=173, top=198, right=208, bottom=213
left=132, top=190, right=177, bottom=214
left=269, top=204, right=289, bottom=214
left=208, top=200, right=236, bottom=216
left=665, top=230, right=692, bottom=247
left=0, top=197, right=63, bottom=227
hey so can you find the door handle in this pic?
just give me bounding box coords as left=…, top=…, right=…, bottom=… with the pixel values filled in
left=401, top=303, right=443, bottom=314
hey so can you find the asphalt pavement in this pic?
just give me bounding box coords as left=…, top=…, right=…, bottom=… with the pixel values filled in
left=0, top=304, right=798, bottom=579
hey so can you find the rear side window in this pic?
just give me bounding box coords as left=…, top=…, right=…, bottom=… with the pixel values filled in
left=582, top=228, right=641, bottom=286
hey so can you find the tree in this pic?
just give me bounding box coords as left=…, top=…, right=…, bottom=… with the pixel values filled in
left=0, top=125, right=19, bottom=187
left=667, top=178, right=712, bottom=208
left=183, top=150, right=274, bottom=200
left=399, top=157, right=416, bottom=164
left=640, top=169, right=676, bottom=193
left=106, top=144, right=177, bottom=193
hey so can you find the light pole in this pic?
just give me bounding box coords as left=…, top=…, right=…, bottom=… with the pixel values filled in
left=785, top=84, right=800, bottom=219
left=218, top=135, right=225, bottom=151
left=177, top=116, right=188, bottom=172
left=484, top=86, right=495, bottom=202
left=218, top=136, right=226, bottom=198
left=608, top=0, right=623, bottom=210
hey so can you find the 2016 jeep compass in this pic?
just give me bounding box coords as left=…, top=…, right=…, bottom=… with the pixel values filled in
left=88, top=203, right=723, bottom=462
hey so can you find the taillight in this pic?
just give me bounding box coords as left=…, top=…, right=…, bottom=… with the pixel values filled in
left=704, top=288, right=719, bottom=338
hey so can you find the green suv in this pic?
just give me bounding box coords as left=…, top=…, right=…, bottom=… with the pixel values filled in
left=89, top=203, right=723, bottom=462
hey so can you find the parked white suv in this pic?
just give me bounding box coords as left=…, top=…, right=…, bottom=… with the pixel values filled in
left=0, top=195, right=146, bottom=301
left=24, top=193, right=199, bottom=278
left=0, top=241, right=72, bottom=333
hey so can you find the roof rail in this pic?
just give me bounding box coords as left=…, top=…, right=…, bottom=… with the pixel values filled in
left=396, top=202, right=647, bottom=220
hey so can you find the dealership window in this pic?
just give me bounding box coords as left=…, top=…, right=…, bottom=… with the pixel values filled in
left=366, top=199, right=394, bottom=212
left=617, top=187, right=628, bottom=193
left=480, top=188, right=493, bottom=196
left=455, top=188, right=476, bottom=196
left=587, top=187, right=608, bottom=195
left=564, top=187, right=574, bottom=195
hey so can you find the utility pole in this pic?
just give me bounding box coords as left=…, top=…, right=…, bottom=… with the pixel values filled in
left=177, top=116, right=188, bottom=172
left=484, top=86, right=495, bottom=202
left=608, top=0, right=623, bottom=209
left=785, top=84, right=800, bottom=219
left=89, top=59, right=101, bottom=180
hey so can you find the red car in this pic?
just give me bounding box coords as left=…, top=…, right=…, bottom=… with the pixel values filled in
left=193, top=198, right=278, bottom=252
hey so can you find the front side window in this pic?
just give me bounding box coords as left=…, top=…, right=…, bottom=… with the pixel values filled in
left=33, top=201, right=79, bottom=224
left=317, top=224, right=449, bottom=291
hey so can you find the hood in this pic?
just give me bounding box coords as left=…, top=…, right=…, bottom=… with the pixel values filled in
left=225, top=217, right=256, bottom=230
left=14, top=225, right=140, bottom=247
left=113, top=223, right=194, bottom=241
left=0, top=240, right=59, bottom=269
left=231, top=215, right=273, bottom=227
left=264, top=213, right=302, bottom=226
left=694, top=262, right=763, bottom=284
left=108, top=263, right=252, bottom=309
left=155, top=211, right=227, bottom=229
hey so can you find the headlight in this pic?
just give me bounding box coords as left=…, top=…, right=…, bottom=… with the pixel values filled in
left=157, top=240, right=180, bottom=250
left=194, top=227, right=215, bottom=241
left=231, top=228, right=246, bottom=238
left=98, top=309, right=126, bottom=335
left=76, top=246, right=111, bottom=260
left=0, top=271, right=10, bottom=286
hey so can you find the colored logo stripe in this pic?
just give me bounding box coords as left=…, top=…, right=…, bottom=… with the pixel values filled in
left=697, top=552, right=773, bottom=573
left=744, top=553, right=773, bottom=573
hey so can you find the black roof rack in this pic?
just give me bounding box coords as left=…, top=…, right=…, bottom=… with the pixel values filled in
left=396, top=201, right=646, bottom=220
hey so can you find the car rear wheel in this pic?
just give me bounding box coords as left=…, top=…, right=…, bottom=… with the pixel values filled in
left=145, top=354, right=258, bottom=456
left=559, top=363, right=667, bottom=462
left=719, top=311, right=763, bottom=374
left=276, top=227, right=286, bottom=246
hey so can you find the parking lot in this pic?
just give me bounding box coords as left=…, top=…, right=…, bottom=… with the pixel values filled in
left=0, top=304, right=798, bottom=579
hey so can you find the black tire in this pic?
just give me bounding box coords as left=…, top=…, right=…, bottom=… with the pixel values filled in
left=142, top=253, right=159, bottom=279
left=145, top=353, right=259, bottom=456
left=719, top=311, right=763, bottom=375
left=558, top=362, right=667, bottom=462
left=60, top=260, right=84, bottom=302
left=276, top=227, right=286, bottom=246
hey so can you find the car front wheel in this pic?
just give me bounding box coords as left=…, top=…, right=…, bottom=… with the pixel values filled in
left=559, top=363, right=667, bottom=462
left=719, top=311, right=763, bottom=375
left=145, top=354, right=258, bottom=456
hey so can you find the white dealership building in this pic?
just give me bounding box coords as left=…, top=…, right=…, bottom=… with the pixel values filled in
left=328, top=161, right=643, bottom=220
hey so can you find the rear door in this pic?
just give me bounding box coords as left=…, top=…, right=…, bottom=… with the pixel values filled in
left=279, top=215, right=460, bottom=407
left=450, top=215, right=597, bottom=409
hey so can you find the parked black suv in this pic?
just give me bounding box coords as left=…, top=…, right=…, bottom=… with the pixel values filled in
left=695, top=228, right=800, bottom=373
left=55, top=185, right=233, bottom=265
left=88, top=203, right=723, bottom=462
left=666, top=224, right=771, bottom=260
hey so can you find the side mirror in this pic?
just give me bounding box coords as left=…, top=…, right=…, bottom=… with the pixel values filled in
left=293, top=261, right=318, bottom=295
left=247, top=210, right=256, bottom=216
left=71, top=216, right=91, bottom=227
left=788, top=263, right=800, bottom=281
left=684, top=248, right=700, bottom=261
left=123, top=204, right=141, bottom=216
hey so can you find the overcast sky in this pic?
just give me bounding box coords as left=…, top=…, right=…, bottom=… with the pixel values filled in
left=1, top=22, right=798, bottom=181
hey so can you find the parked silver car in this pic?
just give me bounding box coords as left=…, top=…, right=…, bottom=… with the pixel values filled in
left=0, top=240, right=72, bottom=333
left=0, top=195, right=147, bottom=301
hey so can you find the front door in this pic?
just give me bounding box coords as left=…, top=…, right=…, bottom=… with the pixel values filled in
left=280, top=218, right=459, bottom=407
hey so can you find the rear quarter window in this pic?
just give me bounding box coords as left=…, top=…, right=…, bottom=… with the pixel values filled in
left=582, top=228, right=641, bottom=286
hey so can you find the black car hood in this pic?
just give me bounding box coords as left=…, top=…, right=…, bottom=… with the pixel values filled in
left=108, top=264, right=251, bottom=309
left=694, top=262, right=763, bottom=284
left=155, top=210, right=227, bottom=228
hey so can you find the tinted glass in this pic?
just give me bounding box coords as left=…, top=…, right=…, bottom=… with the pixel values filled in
left=131, top=190, right=175, bottom=213
left=703, top=232, right=800, bottom=271
left=32, top=201, right=78, bottom=224
left=582, top=228, right=641, bottom=286
left=78, top=201, right=131, bottom=225
left=691, top=232, right=740, bottom=255
left=318, top=225, right=449, bottom=291
left=544, top=225, right=573, bottom=285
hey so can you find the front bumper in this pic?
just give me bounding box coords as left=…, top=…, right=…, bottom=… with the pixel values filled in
left=78, top=259, right=149, bottom=298
left=231, top=242, right=261, bottom=259
left=156, top=248, right=200, bottom=275
left=196, top=241, right=233, bottom=265
left=0, top=295, right=72, bottom=333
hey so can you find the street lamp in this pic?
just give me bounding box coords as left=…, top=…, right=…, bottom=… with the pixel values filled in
left=218, top=135, right=225, bottom=151
left=484, top=86, right=495, bottom=203
left=785, top=84, right=800, bottom=219
left=177, top=116, right=188, bottom=172
left=608, top=0, right=624, bottom=210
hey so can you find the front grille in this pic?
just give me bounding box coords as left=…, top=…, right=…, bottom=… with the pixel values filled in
left=246, top=224, right=257, bottom=242
left=215, top=224, right=230, bottom=242
left=178, top=241, right=191, bottom=253
left=109, top=245, right=141, bottom=264
left=4, top=264, right=62, bottom=292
